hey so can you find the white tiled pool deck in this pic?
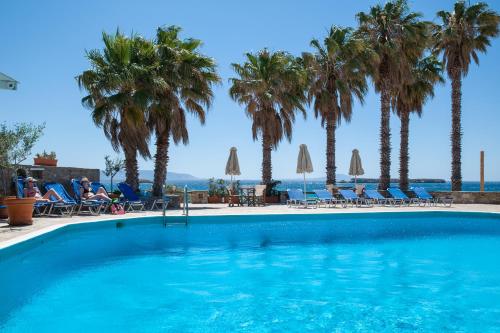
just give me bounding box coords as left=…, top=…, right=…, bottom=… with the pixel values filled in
left=1, top=203, right=499, bottom=249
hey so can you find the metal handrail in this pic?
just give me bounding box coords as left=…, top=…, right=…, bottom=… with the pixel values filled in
left=183, top=185, right=189, bottom=224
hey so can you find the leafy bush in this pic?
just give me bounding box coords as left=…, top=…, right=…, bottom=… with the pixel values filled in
left=208, top=178, right=227, bottom=197
left=265, top=179, right=281, bottom=197
left=35, top=150, right=56, bottom=159
left=0, top=122, right=45, bottom=196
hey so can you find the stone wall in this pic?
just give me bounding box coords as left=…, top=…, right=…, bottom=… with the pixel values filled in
left=430, top=191, right=500, bottom=205
left=21, top=165, right=100, bottom=195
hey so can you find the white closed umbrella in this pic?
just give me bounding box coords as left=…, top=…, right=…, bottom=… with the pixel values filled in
left=225, top=147, right=241, bottom=187
left=349, top=149, right=364, bottom=185
left=296, top=144, right=314, bottom=202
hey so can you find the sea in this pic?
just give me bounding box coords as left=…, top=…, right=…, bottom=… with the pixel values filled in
left=103, top=180, right=500, bottom=193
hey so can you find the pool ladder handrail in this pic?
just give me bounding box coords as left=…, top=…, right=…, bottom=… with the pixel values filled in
left=162, top=185, right=188, bottom=226
left=182, top=185, right=189, bottom=224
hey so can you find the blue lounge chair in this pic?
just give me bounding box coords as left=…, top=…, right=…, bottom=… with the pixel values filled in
left=43, top=182, right=77, bottom=216
left=364, top=189, right=395, bottom=206
left=90, top=182, right=108, bottom=195
left=70, top=179, right=104, bottom=215
left=313, top=189, right=345, bottom=208
left=411, top=187, right=453, bottom=207
left=286, top=189, right=317, bottom=208
left=387, top=187, right=419, bottom=206
left=117, top=183, right=145, bottom=212
left=16, top=178, right=52, bottom=215
left=90, top=182, right=114, bottom=212
left=339, top=189, right=372, bottom=207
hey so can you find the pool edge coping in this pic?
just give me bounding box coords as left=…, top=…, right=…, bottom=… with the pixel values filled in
left=1, top=209, right=499, bottom=251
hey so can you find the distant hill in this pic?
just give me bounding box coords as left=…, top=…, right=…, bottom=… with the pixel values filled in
left=282, top=174, right=350, bottom=182
left=340, top=178, right=446, bottom=183
left=100, top=170, right=199, bottom=182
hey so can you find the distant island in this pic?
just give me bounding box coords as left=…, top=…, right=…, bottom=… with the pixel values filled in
left=339, top=178, right=446, bottom=183
left=101, top=170, right=199, bottom=182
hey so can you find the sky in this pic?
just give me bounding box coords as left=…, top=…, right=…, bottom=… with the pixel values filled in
left=1, top=0, right=500, bottom=181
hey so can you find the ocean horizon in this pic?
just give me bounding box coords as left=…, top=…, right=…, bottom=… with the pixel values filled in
left=101, top=180, right=500, bottom=193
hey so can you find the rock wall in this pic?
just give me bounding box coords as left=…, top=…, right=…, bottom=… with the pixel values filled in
left=430, top=191, right=500, bottom=205
left=21, top=165, right=100, bottom=195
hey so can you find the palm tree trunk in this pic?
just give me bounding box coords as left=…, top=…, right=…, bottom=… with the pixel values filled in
left=451, top=68, right=462, bottom=191
left=379, top=82, right=392, bottom=190
left=261, top=131, right=272, bottom=184
left=399, top=109, right=410, bottom=191
left=124, top=145, right=139, bottom=191
left=152, top=128, right=170, bottom=197
left=325, top=115, right=336, bottom=185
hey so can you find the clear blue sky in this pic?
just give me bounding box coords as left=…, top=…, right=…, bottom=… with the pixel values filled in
left=1, top=0, right=499, bottom=181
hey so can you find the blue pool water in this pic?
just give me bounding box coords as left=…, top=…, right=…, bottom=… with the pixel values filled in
left=1, top=212, right=500, bottom=332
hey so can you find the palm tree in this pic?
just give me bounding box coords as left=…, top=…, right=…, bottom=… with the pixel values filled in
left=356, top=0, right=430, bottom=190
left=303, top=26, right=373, bottom=185
left=392, top=56, right=444, bottom=191
left=78, top=31, right=155, bottom=190
left=229, top=49, right=308, bottom=184
left=149, top=26, right=220, bottom=197
left=433, top=1, right=500, bottom=191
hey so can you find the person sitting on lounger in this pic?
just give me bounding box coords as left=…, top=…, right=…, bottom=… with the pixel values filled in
left=80, top=177, right=111, bottom=201
left=24, top=177, right=63, bottom=202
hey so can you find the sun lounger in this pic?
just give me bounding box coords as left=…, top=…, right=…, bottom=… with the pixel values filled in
left=70, top=179, right=104, bottom=215
left=411, top=187, right=453, bottom=207
left=339, top=189, right=372, bottom=207
left=90, top=182, right=108, bottom=195
left=43, top=182, right=77, bottom=216
left=313, top=189, right=346, bottom=208
left=89, top=182, right=115, bottom=212
left=286, top=189, right=318, bottom=208
left=117, top=183, right=145, bottom=212
left=364, top=189, right=395, bottom=206
left=387, top=187, right=419, bottom=206
left=16, top=178, right=52, bottom=215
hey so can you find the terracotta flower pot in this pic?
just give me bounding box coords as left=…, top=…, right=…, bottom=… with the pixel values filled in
left=208, top=195, right=223, bottom=203
left=34, top=157, right=57, bottom=167
left=5, top=197, right=36, bottom=226
left=265, top=195, right=280, bottom=204
left=0, top=196, right=15, bottom=219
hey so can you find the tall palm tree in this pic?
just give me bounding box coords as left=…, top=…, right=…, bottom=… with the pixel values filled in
left=78, top=31, right=156, bottom=190
left=229, top=49, right=308, bottom=184
left=149, top=26, right=220, bottom=197
left=303, top=26, right=373, bottom=185
left=433, top=1, right=500, bottom=191
left=356, top=0, right=430, bottom=190
left=392, top=56, right=444, bottom=191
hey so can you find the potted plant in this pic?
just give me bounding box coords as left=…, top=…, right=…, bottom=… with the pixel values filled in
left=265, top=180, right=281, bottom=204
left=208, top=178, right=227, bottom=203
left=0, top=122, right=45, bottom=225
left=34, top=150, right=57, bottom=166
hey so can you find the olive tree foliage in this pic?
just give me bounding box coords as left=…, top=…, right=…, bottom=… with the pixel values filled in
left=0, top=122, right=45, bottom=195
left=104, top=155, right=125, bottom=192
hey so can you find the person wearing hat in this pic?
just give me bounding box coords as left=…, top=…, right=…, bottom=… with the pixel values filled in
left=79, top=177, right=111, bottom=201
left=24, top=177, right=64, bottom=202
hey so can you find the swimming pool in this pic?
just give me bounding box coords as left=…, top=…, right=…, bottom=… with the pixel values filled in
left=1, top=212, right=500, bottom=332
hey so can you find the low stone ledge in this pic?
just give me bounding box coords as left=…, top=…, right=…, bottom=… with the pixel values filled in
left=430, top=191, right=500, bottom=205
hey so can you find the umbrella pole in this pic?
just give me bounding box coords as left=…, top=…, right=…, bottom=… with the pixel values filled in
left=303, top=172, right=307, bottom=207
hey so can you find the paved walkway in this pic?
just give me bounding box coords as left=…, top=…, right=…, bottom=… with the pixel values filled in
left=1, top=203, right=499, bottom=249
